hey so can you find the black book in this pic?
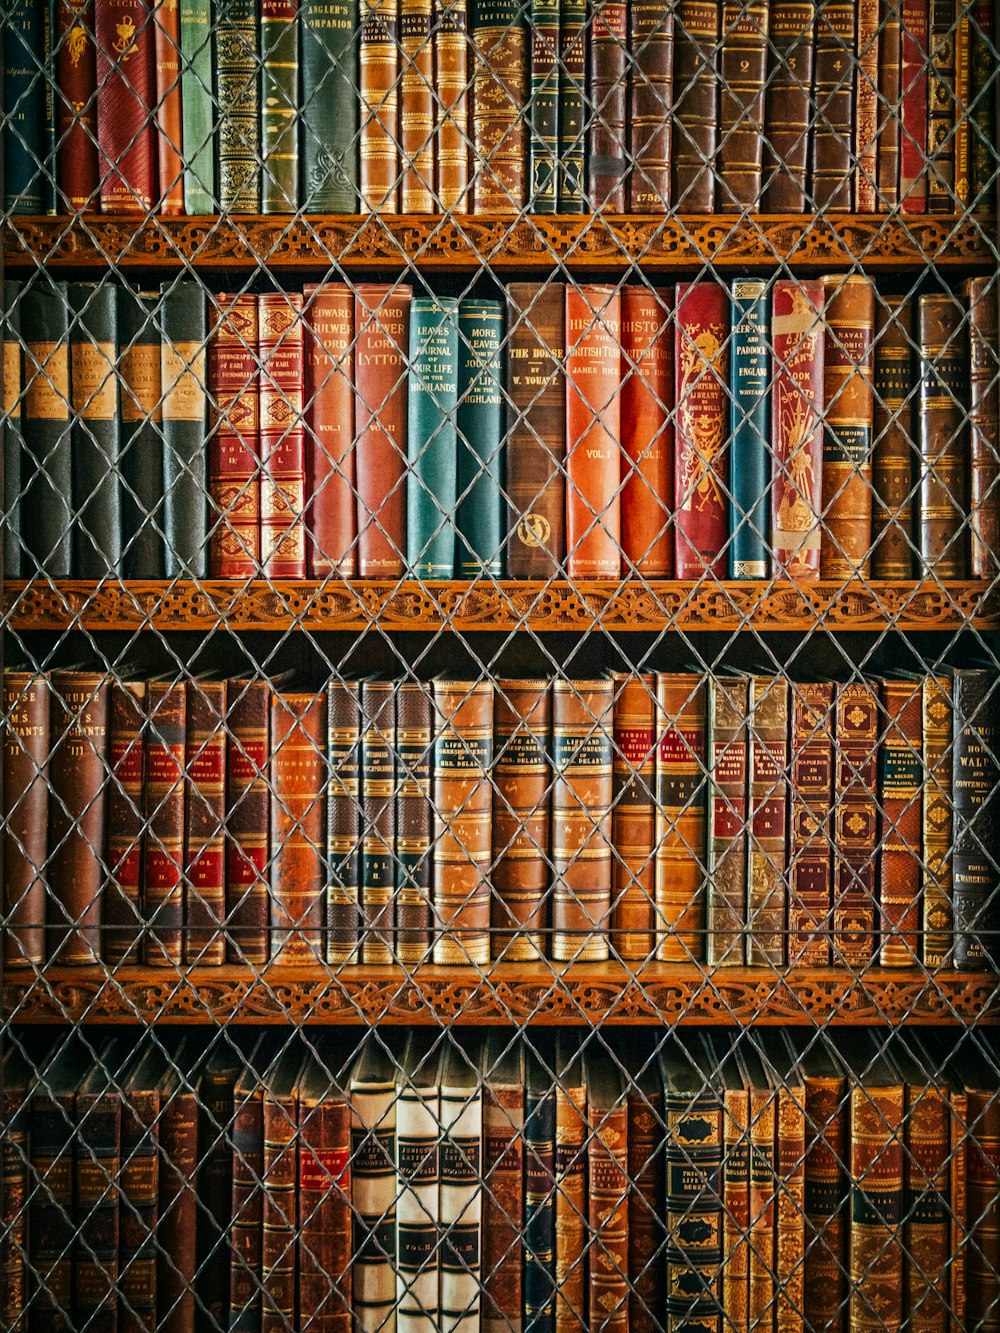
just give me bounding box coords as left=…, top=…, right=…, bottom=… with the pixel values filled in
left=952, top=668, right=1000, bottom=967
left=21, top=278, right=72, bottom=578
left=159, top=281, right=208, bottom=579
left=118, top=287, right=165, bottom=579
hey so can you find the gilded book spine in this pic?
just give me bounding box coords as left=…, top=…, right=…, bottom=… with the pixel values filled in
left=927, top=0, right=957, bottom=209
left=706, top=675, right=749, bottom=968
left=258, top=292, right=306, bottom=578
left=587, top=0, right=628, bottom=210
left=654, top=673, right=707, bottom=961
left=359, top=0, right=399, bottom=211
left=260, top=0, right=300, bottom=212
left=952, top=670, right=1000, bottom=968
left=965, top=275, right=1000, bottom=578
left=854, top=0, right=880, bottom=210
left=611, top=673, right=657, bottom=961
left=787, top=681, right=834, bottom=966
left=877, top=677, right=923, bottom=967
left=672, top=0, right=721, bottom=209
left=184, top=678, right=227, bottom=965
left=350, top=1063, right=396, bottom=1332
left=905, top=1083, right=950, bottom=1330
left=395, top=680, right=434, bottom=964
left=400, top=0, right=434, bottom=212
left=360, top=680, right=396, bottom=963
left=528, top=0, right=560, bottom=212
left=269, top=690, right=326, bottom=964
left=470, top=0, right=527, bottom=212
left=435, top=0, right=470, bottom=210
left=719, top=0, right=770, bottom=210
left=354, top=284, right=410, bottom=576
left=849, top=1080, right=905, bottom=1333
left=304, top=283, right=355, bottom=577
left=209, top=293, right=260, bottom=577
left=872, top=295, right=915, bottom=579
left=327, top=680, right=362, bottom=965
left=142, top=681, right=186, bottom=968
left=746, top=675, right=788, bottom=967
left=922, top=674, right=953, bottom=968
left=833, top=682, right=879, bottom=968
left=620, top=285, right=672, bottom=577
left=664, top=1058, right=723, bottom=1332
left=214, top=0, right=261, bottom=211
left=553, top=1069, right=586, bottom=1333
left=482, top=1063, right=523, bottom=1333
left=226, top=680, right=270, bottom=966
left=917, top=294, right=967, bottom=578
left=2, top=672, right=49, bottom=966
left=803, top=1067, right=847, bottom=1330
left=628, top=1, right=673, bottom=209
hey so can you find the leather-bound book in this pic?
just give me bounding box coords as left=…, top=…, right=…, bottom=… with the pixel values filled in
left=672, top=0, right=720, bottom=208
left=849, top=1044, right=905, bottom=1333
left=942, top=1048, right=968, bottom=1329
left=400, top=0, right=435, bottom=212
left=70, top=282, right=121, bottom=577
left=470, top=0, right=527, bottom=212
left=770, top=278, right=825, bottom=581
left=395, top=1034, right=442, bottom=1333
left=833, top=681, right=879, bottom=968
left=482, top=1034, right=523, bottom=1333
left=104, top=679, right=146, bottom=966
left=719, top=0, right=769, bottom=210
left=456, top=298, right=505, bottom=577
left=761, top=0, right=815, bottom=211
left=261, top=0, right=300, bottom=212
left=360, top=679, right=396, bottom=963
left=75, top=1064, right=121, bottom=1333
left=611, top=672, right=656, bottom=961
left=587, top=0, right=628, bottom=210
left=962, top=1049, right=1000, bottom=1328
left=952, top=669, right=1000, bottom=968
left=54, top=0, right=99, bottom=211
left=558, top=0, right=586, bottom=211
left=435, top=0, right=470, bottom=209
left=29, top=1043, right=85, bottom=1330
left=721, top=1048, right=750, bottom=1331
left=917, top=294, right=967, bottom=578
left=300, top=0, right=359, bottom=212
left=551, top=678, right=614, bottom=962
left=922, top=674, right=953, bottom=968
left=854, top=0, right=880, bottom=211
left=877, top=0, right=902, bottom=209
left=209, top=292, right=260, bottom=577
left=3, top=0, right=52, bottom=215
left=119, top=1047, right=160, bottom=1333
left=297, top=1044, right=352, bottom=1333
left=565, top=284, right=621, bottom=578
left=528, top=0, right=560, bottom=212
left=706, top=675, right=749, bottom=968
left=877, top=677, right=923, bottom=967
left=48, top=671, right=110, bottom=965
left=230, top=1040, right=267, bottom=1333
left=524, top=1050, right=556, bottom=1333
left=492, top=679, right=551, bottom=961
left=872, top=295, right=915, bottom=579
left=741, top=1047, right=774, bottom=1332
left=553, top=1040, right=586, bottom=1333
left=439, top=1045, right=483, bottom=1332
left=270, top=689, right=326, bottom=964
left=259, top=292, right=306, bottom=578
left=196, top=1047, right=242, bottom=1332
left=179, top=0, right=215, bottom=211
left=21, top=279, right=72, bottom=579
left=261, top=1046, right=302, bottom=1333
left=395, top=679, right=434, bottom=964
left=184, top=679, right=227, bottom=965
left=585, top=1052, right=629, bottom=1333
left=820, top=273, right=876, bottom=579
left=768, top=1035, right=806, bottom=1331
left=327, top=679, right=362, bottom=965
left=305, top=283, right=355, bottom=577
left=407, top=296, right=459, bottom=578
left=900, top=0, right=929, bottom=210
left=966, top=275, right=1000, bottom=578
left=432, top=679, right=493, bottom=965
left=3, top=280, right=23, bottom=579
left=354, top=284, right=410, bottom=577
left=969, top=0, right=994, bottom=211
left=506, top=281, right=566, bottom=579
left=159, top=280, right=208, bottom=579
left=349, top=1038, right=398, bottom=1333
left=926, top=0, right=956, bottom=210
left=810, top=0, right=854, bottom=210
left=746, top=676, right=788, bottom=967
left=95, top=0, right=157, bottom=212
left=627, top=1055, right=665, bottom=1331
left=213, top=0, right=261, bottom=211
left=896, top=1056, right=951, bottom=1331
left=119, top=287, right=164, bottom=579
left=628, top=2, right=673, bottom=209
left=801, top=1041, right=847, bottom=1333
left=620, top=285, right=672, bottom=577
left=3, top=671, right=49, bottom=967
left=156, top=1043, right=198, bottom=1333
left=787, top=680, right=834, bottom=966
left=142, top=680, right=187, bottom=968
left=729, top=279, right=770, bottom=578
left=674, top=281, right=729, bottom=578
left=654, top=672, right=707, bottom=961
left=226, top=679, right=271, bottom=966
left=154, top=0, right=184, bottom=213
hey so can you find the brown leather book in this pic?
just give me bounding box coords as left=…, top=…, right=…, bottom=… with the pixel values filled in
left=917, top=293, right=968, bottom=578
left=672, top=0, right=721, bottom=209
left=628, top=1, right=673, bottom=209
left=435, top=0, right=470, bottom=209
left=184, top=679, right=226, bottom=965
left=719, top=0, right=770, bottom=210
left=966, top=275, right=1000, bottom=578
left=898, top=1060, right=951, bottom=1332
left=587, top=0, right=628, bottom=210
left=706, top=675, right=749, bottom=968
left=963, top=1052, right=999, bottom=1330
left=157, top=1047, right=198, bottom=1333
left=927, top=0, right=957, bottom=211
left=944, top=1060, right=968, bottom=1331
left=400, top=0, right=435, bottom=212
left=96, top=0, right=158, bottom=213
left=833, top=681, right=879, bottom=968
left=922, top=674, right=953, bottom=968
left=721, top=1051, right=750, bottom=1333
left=49, top=671, right=110, bottom=966
left=761, top=1, right=815, bottom=211
left=620, top=285, right=672, bottom=577
left=654, top=672, right=707, bottom=961
left=878, top=677, right=923, bottom=967
left=432, top=680, right=493, bottom=965
left=771, top=1038, right=806, bottom=1330
left=262, top=1047, right=302, bottom=1332
left=354, top=284, right=411, bottom=577
left=746, top=675, right=788, bottom=967
left=196, top=1047, right=241, bottom=1332
left=854, top=0, right=880, bottom=211
left=74, top=1065, right=122, bottom=1333
left=209, top=292, right=260, bottom=577
left=2, top=671, right=49, bottom=966
left=154, top=0, right=185, bottom=214
left=304, top=283, right=355, bottom=578
left=506, top=281, right=566, bottom=579
left=297, top=1046, right=352, bottom=1333
left=565, top=284, right=622, bottom=578
left=743, top=1048, right=775, bottom=1333
left=359, top=0, right=399, bottom=211
left=492, top=679, right=551, bottom=961
left=787, top=681, right=835, bottom=966
left=395, top=680, right=433, bottom=964
left=872, top=295, right=915, bottom=579
left=230, top=1044, right=266, bottom=1329
left=553, top=1039, right=586, bottom=1333
left=104, top=679, right=146, bottom=966
left=259, top=292, right=306, bottom=578
left=327, top=680, right=362, bottom=966
left=877, top=0, right=903, bottom=210
left=55, top=0, right=99, bottom=211
left=226, top=679, right=270, bottom=966
left=611, top=672, right=656, bottom=961
left=482, top=1034, right=523, bottom=1333
left=143, top=681, right=187, bottom=968
left=585, top=1051, right=629, bottom=1333
left=801, top=1042, right=847, bottom=1333
left=270, top=690, right=326, bottom=964
left=627, top=1056, right=664, bottom=1331
left=848, top=1047, right=905, bottom=1333
left=811, top=0, right=855, bottom=210
left=119, top=1048, right=159, bottom=1333
left=551, top=678, right=614, bottom=962
left=360, top=680, right=396, bottom=963
left=471, top=0, right=528, bottom=212
left=820, top=274, right=876, bottom=579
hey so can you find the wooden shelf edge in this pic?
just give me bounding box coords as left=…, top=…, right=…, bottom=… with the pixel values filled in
left=4, top=964, right=999, bottom=1027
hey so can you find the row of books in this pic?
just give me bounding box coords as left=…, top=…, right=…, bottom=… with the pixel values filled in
left=6, top=0, right=996, bottom=218
left=3, top=1027, right=998, bottom=1333
left=5, top=667, right=997, bottom=972
left=6, top=274, right=999, bottom=584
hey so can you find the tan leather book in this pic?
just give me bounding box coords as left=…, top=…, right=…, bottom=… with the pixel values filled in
left=965, top=275, right=1000, bottom=579
left=435, top=0, right=470, bottom=209
left=611, top=672, right=656, bottom=961
left=654, top=672, right=707, bottom=962
left=917, top=293, right=968, bottom=578
left=400, top=0, right=434, bottom=212
left=554, top=1036, right=586, bottom=1333
left=269, top=689, right=326, bottom=963
left=359, top=0, right=400, bottom=211
left=470, top=0, right=528, bottom=212
left=872, top=295, right=915, bottom=579
left=922, top=674, right=953, bottom=968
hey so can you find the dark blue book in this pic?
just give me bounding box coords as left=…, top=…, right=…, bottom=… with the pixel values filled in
left=3, top=0, right=53, bottom=214
left=729, top=279, right=771, bottom=579
left=456, top=299, right=505, bottom=578
left=524, top=1049, right=556, bottom=1333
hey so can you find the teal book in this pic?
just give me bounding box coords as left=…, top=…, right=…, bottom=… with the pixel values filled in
left=214, top=0, right=261, bottom=212
left=4, top=281, right=23, bottom=579
left=407, top=296, right=459, bottom=579
left=524, top=1048, right=556, bottom=1333
left=70, top=283, right=122, bottom=578
left=557, top=0, right=586, bottom=211
left=180, top=0, right=216, bottom=213
left=300, top=0, right=359, bottom=210
left=4, top=0, right=53, bottom=213
left=118, top=287, right=165, bottom=579
left=160, top=281, right=208, bottom=578
left=261, top=0, right=299, bottom=211
left=456, top=299, right=504, bottom=577
left=21, top=279, right=72, bottom=578
left=529, top=0, right=560, bottom=211
left=729, top=279, right=770, bottom=579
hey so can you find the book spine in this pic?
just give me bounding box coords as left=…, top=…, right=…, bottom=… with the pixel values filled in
left=179, top=0, right=215, bottom=211
left=260, top=0, right=300, bottom=212
left=587, top=0, right=627, bottom=209
left=587, top=1099, right=629, bottom=1333
left=262, top=1088, right=298, bottom=1333
left=954, top=11, right=971, bottom=204
left=917, top=293, right=968, bottom=578
left=433, top=680, right=494, bottom=965
left=229, top=1080, right=263, bottom=1332
left=456, top=298, right=505, bottom=578
left=948, top=1085, right=968, bottom=1331
left=628, top=1, right=673, bottom=209
left=524, top=1074, right=556, bottom=1333
left=3, top=281, right=23, bottom=579
left=298, top=1096, right=352, bottom=1333
left=565, top=284, right=621, bottom=578
left=327, top=679, right=362, bottom=965
left=833, top=682, right=879, bottom=968
left=811, top=0, right=855, bottom=209
left=900, top=0, right=929, bottom=210
left=745, top=1085, right=774, bottom=1332
left=354, top=284, right=410, bottom=576
left=665, top=1084, right=723, bottom=1331
left=157, top=1087, right=198, bottom=1333
left=706, top=676, right=750, bottom=967
left=70, top=282, right=121, bottom=577
left=747, top=676, right=788, bottom=966
left=952, top=670, right=1000, bottom=967
left=22, top=282, right=72, bottom=578
left=300, top=0, right=359, bottom=211
left=787, top=681, right=834, bottom=966
left=775, top=1080, right=806, bottom=1332
left=95, top=0, right=157, bottom=213
left=400, top=0, right=435, bottom=212
left=118, top=288, right=164, bottom=579
left=553, top=1080, right=587, bottom=1332
left=966, top=275, right=1000, bottom=578
left=872, top=295, right=915, bottom=579
left=672, top=0, right=720, bottom=208
left=551, top=678, right=614, bottom=962
left=214, top=0, right=261, bottom=211
left=969, top=0, right=995, bottom=210
left=505, top=281, right=566, bottom=578
left=729, top=279, right=770, bottom=578
left=557, top=0, right=586, bottom=210
left=620, top=285, right=672, bottom=577
left=360, top=680, right=396, bottom=963
left=761, top=1, right=815, bottom=210
left=927, top=0, right=957, bottom=210
left=184, top=679, right=227, bottom=964
left=820, top=274, right=876, bottom=579
left=528, top=0, right=560, bottom=211
left=922, top=674, right=953, bottom=968
left=54, top=0, right=99, bottom=211
left=4, top=0, right=52, bottom=213
left=2, top=672, right=49, bottom=966
left=804, top=1072, right=847, bottom=1331
left=270, top=690, right=326, bottom=963
left=259, top=292, right=306, bottom=578
left=29, top=1085, right=76, bottom=1326
left=304, top=284, right=356, bottom=577
left=407, top=296, right=460, bottom=578
left=396, top=1076, right=440, bottom=1333
left=854, top=0, right=880, bottom=210
left=724, top=1080, right=750, bottom=1332
left=878, top=678, right=923, bottom=967
left=492, top=679, right=551, bottom=961
left=966, top=1086, right=1000, bottom=1326
left=197, top=1064, right=238, bottom=1330
left=226, top=679, right=271, bottom=966
left=849, top=1083, right=905, bottom=1333
left=483, top=1082, right=523, bottom=1333
left=209, top=292, right=261, bottom=577
left=118, top=1084, right=158, bottom=1333
left=654, top=673, right=707, bottom=961
left=75, top=1089, right=121, bottom=1333
left=877, top=0, right=903, bottom=209
left=627, top=1079, right=664, bottom=1331
left=350, top=1082, right=397, bottom=1330
left=142, top=680, right=186, bottom=967
left=439, top=1082, right=483, bottom=1330
left=905, top=1084, right=951, bottom=1330
left=435, top=0, right=470, bottom=210
left=154, top=0, right=184, bottom=214
left=160, top=280, right=208, bottom=578
left=470, top=0, right=527, bottom=212
left=719, top=0, right=769, bottom=210
left=103, top=680, right=146, bottom=966
left=395, top=680, right=434, bottom=964
left=611, top=673, right=657, bottom=961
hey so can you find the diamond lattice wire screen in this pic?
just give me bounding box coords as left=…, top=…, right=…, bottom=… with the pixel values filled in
left=2, top=0, right=1000, bottom=1330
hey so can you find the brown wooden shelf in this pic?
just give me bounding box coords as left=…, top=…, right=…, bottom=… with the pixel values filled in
left=4, top=577, right=996, bottom=633
left=4, top=963, right=999, bottom=1027
left=4, top=213, right=994, bottom=272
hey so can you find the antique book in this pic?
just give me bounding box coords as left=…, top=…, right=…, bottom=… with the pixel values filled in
left=258, top=292, right=305, bottom=577
left=54, top=0, right=98, bottom=211
left=524, top=1050, right=556, bottom=1333
left=558, top=0, right=586, bottom=211
left=29, top=1043, right=86, bottom=1327
left=297, top=1045, right=352, bottom=1333
left=456, top=298, right=505, bottom=578
left=304, top=283, right=356, bottom=577
left=2, top=671, right=49, bottom=966
left=611, top=672, right=657, bottom=960
left=768, top=1033, right=806, bottom=1331
left=800, top=1040, right=848, bottom=1331
left=21, top=279, right=72, bottom=578
left=741, top=1046, right=773, bottom=1332
left=214, top=0, right=261, bottom=211
left=877, top=0, right=903, bottom=209
left=927, top=0, right=957, bottom=210
left=179, top=0, right=215, bottom=211
left=74, top=1060, right=121, bottom=1333
left=922, top=674, right=953, bottom=968
left=95, top=0, right=157, bottom=212
left=878, top=676, right=923, bottom=967
left=969, top=0, right=995, bottom=209
left=327, top=679, right=362, bottom=965
left=226, top=679, right=271, bottom=966
left=196, top=1046, right=241, bottom=1330
left=587, top=0, right=628, bottom=209
left=952, top=668, right=1000, bottom=967
left=230, top=1038, right=268, bottom=1333
left=359, top=0, right=398, bottom=211
left=872, top=295, right=915, bottom=579
left=349, top=1037, right=398, bottom=1333
left=156, top=1042, right=198, bottom=1333
left=3, top=0, right=52, bottom=214
left=965, top=275, right=1000, bottom=577
left=470, top=0, right=528, bottom=212
left=729, top=279, right=770, bottom=578
left=300, top=0, right=359, bottom=211
left=672, top=0, right=721, bottom=208
left=553, top=1039, right=586, bottom=1333
left=142, top=680, right=187, bottom=968
left=896, top=1049, right=951, bottom=1330
left=395, top=679, right=434, bottom=964
left=260, top=0, right=300, bottom=212
left=942, top=1047, right=969, bottom=1329
left=833, top=681, right=879, bottom=967
left=407, top=296, right=460, bottom=578
left=209, top=292, right=260, bottom=577
left=654, top=672, right=707, bottom=961
left=400, top=0, right=435, bottom=213
left=184, top=679, right=227, bottom=965
left=104, top=679, right=146, bottom=966
left=360, top=679, right=396, bottom=963
left=269, top=689, right=326, bottom=964
left=627, top=1053, right=665, bottom=1331
left=811, top=0, right=855, bottom=210
left=439, top=1043, right=483, bottom=1333
left=787, top=681, right=835, bottom=966
left=159, top=280, right=208, bottom=579
left=435, top=0, right=470, bottom=210
left=585, top=1051, right=629, bottom=1333
left=627, top=0, right=673, bottom=209
left=854, top=0, right=880, bottom=210
left=771, top=278, right=825, bottom=580
left=482, top=1034, right=524, bottom=1333
left=620, top=285, right=672, bottom=577
left=746, top=675, right=788, bottom=966
left=528, top=0, right=560, bottom=212
left=119, top=1046, right=160, bottom=1333
left=118, top=287, right=164, bottom=579
left=917, top=293, right=967, bottom=578
left=761, top=0, right=815, bottom=211
left=261, top=1046, right=302, bottom=1333
left=70, top=282, right=121, bottom=577
left=900, top=0, right=929, bottom=210
left=960, top=1047, right=1000, bottom=1328
left=153, top=0, right=184, bottom=214
left=706, top=675, right=749, bottom=967
left=3, top=280, right=23, bottom=578
left=719, top=0, right=770, bottom=210
left=396, top=1033, right=442, bottom=1333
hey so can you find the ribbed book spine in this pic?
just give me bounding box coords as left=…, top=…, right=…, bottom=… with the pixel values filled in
left=787, top=681, right=834, bottom=966
left=142, top=680, right=187, bottom=968
left=95, top=0, right=157, bottom=213
left=300, top=0, right=359, bottom=211
left=706, top=675, right=749, bottom=967
left=811, top=0, right=855, bottom=210
left=586, top=1059, right=629, bottom=1333
left=952, top=670, right=1000, bottom=967
left=160, top=280, right=208, bottom=578
left=439, top=1071, right=483, bottom=1333
left=157, top=1071, right=198, bottom=1333
left=3, top=281, right=23, bottom=579
left=904, top=1082, right=950, bottom=1329
left=557, top=0, right=585, bottom=210
left=154, top=0, right=184, bottom=214
left=270, top=690, right=326, bottom=963
left=359, top=0, right=399, bottom=211
left=262, top=1071, right=299, bottom=1333
left=524, top=1058, right=556, bottom=1333
left=434, top=0, right=470, bottom=210
left=675, top=281, right=729, bottom=578
left=729, top=279, right=770, bottom=578
left=360, top=680, right=396, bottom=963
left=878, top=677, right=923, bottom=967
left=803, top=1063, right=847, bottom=1330
left=214, top=0, right=261, bottom=211
left=261, top=0, right=300, bottom=212
left=305, top=283, right=356, bottom=577
left=965, top=275, right=1000, bottom=578
left=77, top=1085, right=122, bottom=1333
left=104, top=680, right=146, bottom=965
left=900, top=0, right=929, bottom=210
left=209, top=292, right=261, bottom=577
left=872, top=295, right=915, bottom=579
left=654, top=673, right=707, bottom=961
left=922, top=674, right=953, bottom=968
left=470, top=0, right=527, bottom=212
left=620, top=285, right=672, bottom=577
left=492, top=679, right=550, bottom=961
left=259, top=292, right=306, bottom=577
left=947, top=1078, right=968, bottom=1328
left=775, top=1068, right=806, bottom=1331
left=179, top=0, right=215, bottom=211
left=917, top=294, right=967, bottom=578
left=854, top=0, right=880, bottom=211
left=664, top=1057, right=723, bottom=1333
left=528, top=0, right=559, bottom=211
left=761, top=1, right=815, bottom=211
left=746, top=675, right=788, bottom=966
left=878, top=0, right=903, bottom=209
left=119, top=288, right=164, bottom=579
left=628, top=1, right=673, bottom=209
left=723, top=1071, right=751, bottom=1331
left=2, top=671, right=49, bottom=967
left=70, top=282, right=121, bottom=577
left=22, top=281, right=72, bottom=578
left=297, top=1068, right=352, bottom=1333
left=553, top=1066, right=586, bottom=1333
left=482, top=1055, right=524, bottom=1333
left=230, top=1067, right=264, bottom=1333
left=54, top=0, right=99, bottom=211
left=350, top=1062, right=397, bottom=1332
left=407, top=296, right=460, bottom=578
left=833, top=682, right=879, bottom=968
left=354, top=284, right=410, bottom=576
left=226, top=679, right=271, bottom=966
left=396, top=1052, right=441, bottom=1333
left=719, top=0, right=770, bottom=210
left=327, top=680, right=362, bottom=965
left=627, top=1069, right=664, bottom=1331
left=745, top=1074, right=773, bottom=1330
left=395, top=680, right=434, bottom=964
left=4, top=1, right=52, bottom=214
left=611, top=672, right=656, bottom=961
left=184, top=679, right=227, bottom=965
left=672, top=0, right=720, bottom=208
left=969, top=0, right=994, bottom=210
left=587, top=0, right=628, bottom=210
left=400, top=0, right=434, bottom=213
left=456, top=299, right=505, bottom=578
left=849, top=1078, right=905, bottom=1333
left=119, top=1072, right=158, bottom=1333
left=927, top=0, right=957, bottom=210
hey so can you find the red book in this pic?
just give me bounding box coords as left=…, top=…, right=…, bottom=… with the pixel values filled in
left=674, top=281, right=729, bottom=579
left=354, top=284, right=411, bottom=577
left=209, top=293, right=260, bottom=577
left=153, top=0, right=184, bottom=214
left=620, top=286, right=672, bottom=577
left=143, top=680, right=187, bottom=968
left=878, top=677, right=923, bottom=967
left=184, top=679, right=227, bottom=965
left=304, top=283, right=356, bottom=577
left=55, top=0, right=99, bottom=211
left=900, top=0, right=929, bottom=211
left=95, top=0, right=158, bottom=213
left=259, top=292, right=306, bottom=578
left=565, top=284, right=622, bottom=579
left=226, top=680, right=271, bottom=966
left=770, top=279, right=825, bottom=581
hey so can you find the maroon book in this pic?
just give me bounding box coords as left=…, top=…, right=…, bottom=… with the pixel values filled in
left=259, top=292, right=306, bottom=578
left=226, top=679, right=270, bottom=966
left=184, top=680, right=227, bottom=965
left=95, top=0, right=158, bottom=213
left=55, top=0, right=99, bottom=211
left=674, top=281, right=729, bottom=578
left=900, top=0, right=929, bottom=211
left=305, top=283, right=356, bottom=577
left=143, top=681, right=187, bottom=968
left=209, top=293, right=260, bottom=577
left=620, top=286, right=673, bottom=577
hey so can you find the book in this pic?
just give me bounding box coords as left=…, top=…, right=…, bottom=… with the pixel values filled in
left=156, top=1041, right=199, bottom=1333
left=611, top=672, right=657, bottom=961
left=70, top=282, right=121, bottom=578
left=95, top=0, right=157, bottom=212
left=118, top=287, right=164, bottom=580
left=21, top=279, right=72, bottom=578
left=260, top=0, right=300, bottom=212
left=159, top=280, right=208, bottom=579
left=761, top=0, right=815, bottom=211
left=740, top=1045, right=772, bottom=1332
left=854, top=0, right=880, bottom=210
left=2, top=671, right=49, bottom=966
left=706, top=675, right=749, bottom=967
left=29, top=1043, right=86, bottom=1328
left=214, top=0, right=261, bottom=211
left=626, top=1049, right=665, bottom=1331
left=4, top=0, right=53, bottom=213
left=400, top=0, right=435, bottom=212
left=965, top=275, right=1000, bottom=578
left=179, top=0, right=215, bottom=212
left=349, top=1037, right=398, bottom=1333
left=811, top=0, right=855, bottom=210
left=226, top=678, right=271, bottom=966
left=767, top=1033, right=806, bottom=1330
left=395, top=679, right=434, bottom=964
left=746, top=674, right=788, bottom=966
left=585, top=1051, right=630, bottom=1333
left=627, top=1, right=673, bottom=210
left=787, top=680, right=835, bottom=966
left=196, top=1046, right=241, bottom=1330
left=439, top=1041, right=483, bottom=1333
left=104, top=679, right=147, bottom=965
left=922, top=674, right=953, bottom=968
left=327, top=679, right=362, bottom=965
left=300, top=0, right=359, bottom=211
left=917, top=293, right=968, bottom=578
left=54, top=0, right=99, bottom=211
left=672, top=0, right=721, bottom=208
left=258, top=291, right=306, bottom=578
left=719, top=0, right=770, bottom=210
left=833, top=681, right=879, bottom=968
left=900, top=0, right=930, bottom=210
left=74, top=1055, right=121, bottom=1333
left=620, top=284, right=672, bottom=576
left=396, top=1032, right=442, bottom=1333
left=729, top=278, right=771, bottom=578
left=557, top=0, right=586, bottom=210
left=958, top=1045, right=1000, bottom=1327
left=297, top=1043, right=352, bottom=1333
left=118, top=1045, right=160, bottom=1333
left=456, top=298, right=505, bottom=578
left=553, top=1037, right=586, bottom=1333
left=269, top=689, right=326, bottom=964
left=358, top=0, right=398, bottom=211
left=304, top=283, right=356, bottom=577
left=800, top=1039, right=848, bottom=1331
left=528, top=0, right=560, bottom=211
left=407, top=296, right=460, bottom=578
left=184, top=678, right=227, bottom=965
left=261, top=1045, right=302, bottom=1332
left=878, top=0, right=903, bottom=209
left=524, top=1049, right=556, bottom=1333
left=3, top=280, right=23, bottom=579
left=871, top=295, right=915, bottom=579
left=896, top=1045, right=951, bottom=1329
left=969, top=0, right=996, bottom=210
left=951, top=668, right=1000, bottom=967
left=654, top=672, right=707, bottom=961
left=142, top=680, right=187, bottom=968
left=209, top=292, right=260, bottom=577
left=360, top=679, right=396, bottom=962
left=878, top=676, right=923, bottom=967
left=470, top=0, right=528, bottom=212
left=587, top=0, right=628, bottom=210
left=927, top=0, right=957, bottom=210
left=435, top=0, right=470, bottom=210
left=230, top=1037, right=268, bottom=1333
left=482, top=1034, right=524, bottom=1333
left=154, top=0, right=184, bottom=214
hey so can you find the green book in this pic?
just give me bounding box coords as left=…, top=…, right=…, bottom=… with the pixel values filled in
left=261, top=0, right=299, bottom=211
left=160, top=281, right=208, bottom=578
left=118, top=287, right=165, bottom=579
left=558, top=0, right=586, bottom=211
left=180, top=0, right=216, bottom=213
left=456, top=299, right=504, bottom=578
left=529, top=0, right=560, bottom=212
left=70, top=283, right=121, bottom=578
left=214, top=0, right=261, bottom=212
left=300, top=0, right=359, bottom=210
left=407, top=296, right=460, bottom=579
left=3, top=0, right=53, bottom=214
left=21, top=279, right=72, bottom=578
left=4, top=281, right=24, bottom=579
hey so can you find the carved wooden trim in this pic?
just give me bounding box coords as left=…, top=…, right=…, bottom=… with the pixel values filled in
left=4, top=213, right=994, bottom=271
left=4, top=964, right=999, bottom=1027
left=5, top=578, right=997, bottom=633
